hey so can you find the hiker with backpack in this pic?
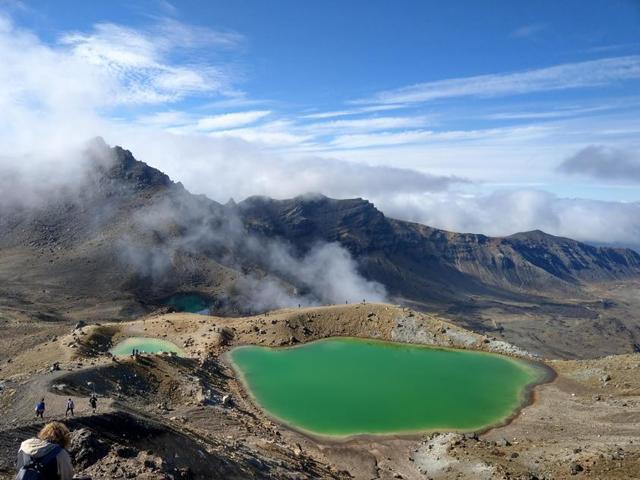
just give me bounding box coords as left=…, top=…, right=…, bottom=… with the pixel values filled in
left=16, top=421, right=74, bottom=480
left=35, top=399, right=45, bottom=419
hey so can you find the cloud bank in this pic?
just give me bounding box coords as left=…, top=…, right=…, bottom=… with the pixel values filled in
left=559, top=145, right=640, bottom=182
left=117, top=175, right=386, bottom=312
left=375, top=190, right=640, bottom=250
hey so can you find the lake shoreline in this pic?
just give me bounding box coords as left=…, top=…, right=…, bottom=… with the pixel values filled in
left=109, top=336, right=185, bottom=356
left=226, top=336, right=556, bottom=443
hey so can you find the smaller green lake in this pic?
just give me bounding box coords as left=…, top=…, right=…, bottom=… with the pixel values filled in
left=163, top=293, right=210, bottom=314
left=110, top=337, right=184, bottom=356
left=230, top=338, right=549, bottom=437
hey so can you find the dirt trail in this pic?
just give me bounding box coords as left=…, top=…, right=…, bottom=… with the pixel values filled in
left=3, top=371, right=103, bottom=422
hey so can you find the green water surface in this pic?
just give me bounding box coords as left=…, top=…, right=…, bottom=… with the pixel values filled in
left=163, top=293, right=210, bottom=313
left=230, top=338, right=548, bottom=437
left=110, top=337, right=184, bottom=356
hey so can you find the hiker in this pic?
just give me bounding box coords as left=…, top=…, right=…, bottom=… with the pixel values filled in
left=35, top=398, right=45, bottom=419
left=65, top=398, right=74, bottom=417
left=89, top=395, right=97, bottom=414
left=16, top=421, right=74, bottom=480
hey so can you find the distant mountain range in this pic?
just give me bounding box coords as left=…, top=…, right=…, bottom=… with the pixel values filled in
left=239, top=195, right=640, bottom=302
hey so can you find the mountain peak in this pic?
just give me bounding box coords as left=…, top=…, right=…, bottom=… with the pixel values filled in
left=507, top=229, right=568, bottom=242
left=84, top=142, right=173, bottom=190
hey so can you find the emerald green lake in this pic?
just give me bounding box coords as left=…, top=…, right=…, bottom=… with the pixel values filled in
left=230, top=338, right=549, bottom=437
left=110, top=337, right=184, bottom=356
left=163, top=293, right=210, bottom=314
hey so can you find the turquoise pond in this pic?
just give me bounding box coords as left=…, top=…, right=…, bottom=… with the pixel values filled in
left=109, top=337, right=184, bottom=356
left=230, top=338, right=550, bottom=437
left=162, top=293, right=211, bottom=314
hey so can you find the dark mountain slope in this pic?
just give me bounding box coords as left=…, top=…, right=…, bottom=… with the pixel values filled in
left=0, top=143, right=244, bottom=319
left=238, top=195, right=640, bottom=300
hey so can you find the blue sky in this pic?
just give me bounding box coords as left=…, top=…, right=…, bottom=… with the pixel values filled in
left=1, top=0, right=639, bottom=246
left=15, top=0, right=640, bottom=104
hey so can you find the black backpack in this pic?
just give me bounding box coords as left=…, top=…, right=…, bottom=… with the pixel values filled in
left=15, top=445, right=61, bottom=480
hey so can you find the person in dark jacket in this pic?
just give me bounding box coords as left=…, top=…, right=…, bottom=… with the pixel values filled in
left=35, top=398, right=45, bottom=419
left=16, top=421, right=74, bottom=480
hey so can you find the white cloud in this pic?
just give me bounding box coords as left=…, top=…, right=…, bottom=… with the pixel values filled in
left=135, top=110, right=193, bottom=127
left=329, top=130, right=435, bottom=149
left=157, top=0, right=178, bottom=16
left=206, top=120, right=314, bottom=147
left=373, top=190, right=640, bottom=248
left=511, top=23, right=548, bottom=39
left=301, top=104, right=405, bottom=119
left=303, top=115, right=430, bottom=135
left=0, top=14, right=108, bottom=155
left=355, top=56, right=640, bottom=105
left=59, top=21, right=240, bottom=103
left=195, top=110, right=271, bottom=131
left=559, top=145, right=640, bottom=182
left=191, top=114, right=433, bottom=148
left=154, top=17, right=243, bottom=49
left=484, top=105, right=613, bottom=120
left=585, top=43, right=640, bottom=54
left=135, top=109, right=272, bottom=132
left=327, top=124, right=552, bottom=149
left=0, top=13, right=246, bottom=156
left=109, top=129, right=464, bottom=202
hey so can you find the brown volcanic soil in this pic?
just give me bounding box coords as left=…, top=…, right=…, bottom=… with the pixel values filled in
left=2, top=304, right=640, bottom=479
left=436, top=279, right=640, bottom=360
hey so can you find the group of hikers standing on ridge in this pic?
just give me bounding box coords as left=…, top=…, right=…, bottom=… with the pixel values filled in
left=34, top=394, right=98, bottom=420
